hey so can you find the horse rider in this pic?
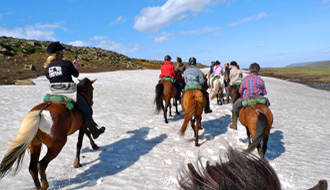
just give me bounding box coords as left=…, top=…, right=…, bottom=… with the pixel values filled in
left=175, top=57, right=186, bottom=74
left=159, top=55, right=181, bottom=100
left=208, top=61, right=215, bottom=78
left=225, top=61, right=243, bottom=103
left=183, top=57, right=212, bottom=114
left=44, top=42, right=105, bottom=139
left=230, top=62, right=270, bottom=129
left=210, top=60, right=224, bottom=92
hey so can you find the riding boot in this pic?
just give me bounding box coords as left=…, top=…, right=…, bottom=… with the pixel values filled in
left=204, top=96, right=212, bottom=114
left=87, top=121, right=105, bottom=139
left=229, top=111, right=238, bottom=130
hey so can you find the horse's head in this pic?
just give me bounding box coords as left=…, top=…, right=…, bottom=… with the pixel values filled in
left=77, top=78, right=96, bottom=106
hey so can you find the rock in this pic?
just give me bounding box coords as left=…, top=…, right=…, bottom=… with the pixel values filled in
left=24, top=64, right=36, bottom=71
left=15, top=80, right=35, bottom=85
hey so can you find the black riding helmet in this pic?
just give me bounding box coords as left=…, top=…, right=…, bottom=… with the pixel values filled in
left=177, top=57, right=182, bottom=63
left=230, top=61, right=237, bottom=66
left=189, top=57, right=196, bottom=65
left=249, top=62, right=260, bottom=73
left=164, top=55, right=171, bottom=61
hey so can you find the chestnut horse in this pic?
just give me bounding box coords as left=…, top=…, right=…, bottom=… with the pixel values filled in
left=178, top=146, right=328, bottom=190
left=179, top=74, right=207, bottom=146
left=0, top=78, right=98, bottom=190
left=154, top=80, right=179, bottom=123
left=239, top=103, right=273, bottom=159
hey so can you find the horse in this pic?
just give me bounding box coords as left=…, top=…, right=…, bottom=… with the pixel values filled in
left=210, top=75, right=225, bottom=105
left=174, top=71, right=185, bottom=106
left=239, top=103, right=273, bottom=159
left=0, top=78, right=99, bottom=190
left=178, top=146, right=328, bottom=190
left=179, top=73, right=207, bottom=146
left=154, top=80, right=179, bottom=123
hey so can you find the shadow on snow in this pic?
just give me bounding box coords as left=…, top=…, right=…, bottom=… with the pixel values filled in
left=49, top=127, right=167, bottom=189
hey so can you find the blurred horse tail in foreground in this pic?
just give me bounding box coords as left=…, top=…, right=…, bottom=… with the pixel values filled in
left=0, top=78, right=99, bottom=190
left=154, top=80, right=179, bottom=123
left=239, top=103, right=273, bottom=159
left=178, top=146, right=328, bottom=190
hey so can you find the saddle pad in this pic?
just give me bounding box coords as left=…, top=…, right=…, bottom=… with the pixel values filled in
left=242, top=98, right=267, bottom=107
left=184, top=84, right=202, bottom=91
left=161, top=77, right=175, bottom=83
left=43, top=94, right=75, bottom=110
left=232, top=82, right=241, bottom=86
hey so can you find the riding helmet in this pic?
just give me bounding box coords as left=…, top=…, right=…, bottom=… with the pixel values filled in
left=249, top=62, right=260, bottom=73
left=189, top=57, right=196, bottom=65
left=47, top=42, right=65, bottom=55
left=177, top=57, right=182, bottom=63
left=164, top=55, right=171, bottom=61
left=230, top=61, right=237, bottom=66
left=215, top=60, right=220, bottom=65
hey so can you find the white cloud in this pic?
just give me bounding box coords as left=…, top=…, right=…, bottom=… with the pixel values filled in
left=179, top=26, right=221, bottom=35
left=133, top=0, right=219, bottom=32
left=90, top=36, right=108, bottom=41
left=109, top=16, right=126, bottom=26
left=0, top=26, right=56, bottom=41
left=228, top=12, right=268, bottom=27
left=96, top=40, right=142, bottom=54
left=154, top=32, right=171, bottom=43
left=0, top=22, right=67, bottom=41
left=68, top=40, right=90, bottom=47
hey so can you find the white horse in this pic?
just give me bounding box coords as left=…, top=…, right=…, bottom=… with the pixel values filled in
left=210, top=75, right=225, bottom=105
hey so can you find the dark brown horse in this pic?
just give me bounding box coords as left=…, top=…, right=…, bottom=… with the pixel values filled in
left=239, top=103, right=273, bottom=159
left=179, top=74, right=207, bottom=146
left=0, top=78, right=98, bottom=190
left=178, top=146, right=328, bottom=190
left=154, top=80, right=179, bottom=123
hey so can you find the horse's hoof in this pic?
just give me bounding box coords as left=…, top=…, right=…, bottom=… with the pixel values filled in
left=74, top=163, right=82, bottom=168
left=92, top=144, right=99, bottom=149
left=229, top=124, right=237, bottom=130
left=195, top=143, right=200, bottom=147
left=165, top=120, right=168, bottom=124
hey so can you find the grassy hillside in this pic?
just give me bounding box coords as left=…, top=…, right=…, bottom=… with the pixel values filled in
left=260, top=66, right=330, bottom=91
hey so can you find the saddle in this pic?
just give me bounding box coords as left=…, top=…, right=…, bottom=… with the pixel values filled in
left=242, top=98, right=267, bottom=107
left=231, top=82, right=241, bottom=86
left=160, top=76, right=175, bottom=83
left=43, top=94, right=75, bottom=110
left=184, top=83, right=202, bottom=91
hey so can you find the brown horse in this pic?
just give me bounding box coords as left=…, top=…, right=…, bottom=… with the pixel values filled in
left=0, top=78, right=98, bottom=190
left=178, top=146, right=328, bottom=190
left=179, top=74, right=207, bottom=146
left=154, top=80, right=179, bottom=123
left=239, top=104, right=273, bottom=159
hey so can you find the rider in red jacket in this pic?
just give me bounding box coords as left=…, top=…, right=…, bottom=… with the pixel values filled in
left=159, top=55, right=181, bottom=99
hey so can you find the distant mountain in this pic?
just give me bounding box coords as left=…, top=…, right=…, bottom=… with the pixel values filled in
left=286, top=60, right=330, bottom=67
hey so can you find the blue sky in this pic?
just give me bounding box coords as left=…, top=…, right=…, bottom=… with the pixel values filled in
left=1, top=0, right=330, bottom=68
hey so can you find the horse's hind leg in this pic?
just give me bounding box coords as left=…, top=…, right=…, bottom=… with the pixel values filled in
left=195, top=116, right=202, bottom=147
left=74, top=129, right=85, bottom=168
left=29, top=138, right=42, bottom=189
left=85, top=129, right=99, bottom=149
left=38, top=142, right=66, bottom=190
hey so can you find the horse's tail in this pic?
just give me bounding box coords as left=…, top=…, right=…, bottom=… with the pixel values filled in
left=180, top=94, right=196, bottom=136
left=154, top=83, right=164, bottom=114
left=0, top=110, right=41, bottom=179
left=247, top=111, right=268, bottom=151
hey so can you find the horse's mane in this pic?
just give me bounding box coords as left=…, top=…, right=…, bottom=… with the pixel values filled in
left=178, top=147, right=281, bottom=190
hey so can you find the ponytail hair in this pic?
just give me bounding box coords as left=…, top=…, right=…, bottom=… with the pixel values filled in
left=44, top=51, right=63, bottom=68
